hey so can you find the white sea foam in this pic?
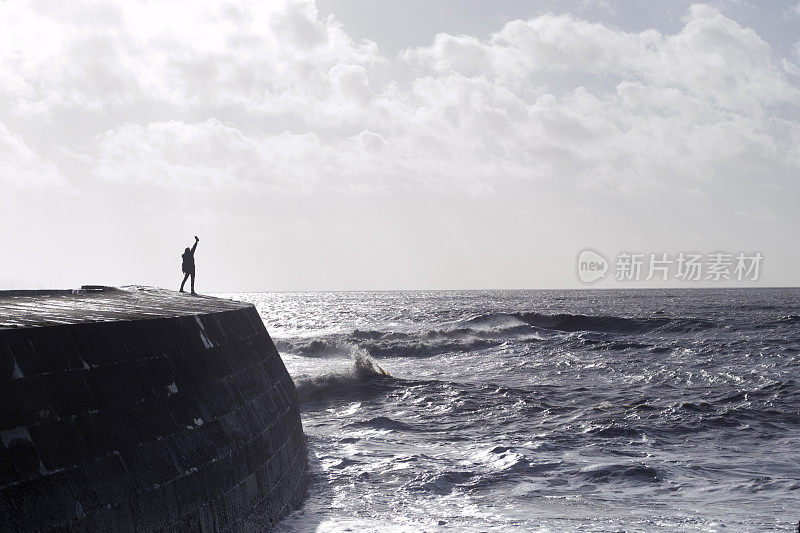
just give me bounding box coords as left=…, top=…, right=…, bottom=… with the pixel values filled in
left=224, top=289, right=800, bottom=531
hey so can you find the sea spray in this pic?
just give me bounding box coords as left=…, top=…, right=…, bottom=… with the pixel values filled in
left=240, top=288, right=800, bottom=531
left=295, top=345, right=391, bottom=404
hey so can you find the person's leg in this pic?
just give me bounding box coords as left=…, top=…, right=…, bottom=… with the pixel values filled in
left=190, top=271, right=196, bottom=294
left=180, top=272, right=189, bottom=292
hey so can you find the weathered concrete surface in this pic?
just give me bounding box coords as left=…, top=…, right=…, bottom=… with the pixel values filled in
left=0, top=286, right=250, bottom=328
left=0, top=287, right=306, bottom=531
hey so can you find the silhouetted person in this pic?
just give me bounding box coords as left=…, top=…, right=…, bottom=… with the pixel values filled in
left=180, top=236, right=199, bottom=294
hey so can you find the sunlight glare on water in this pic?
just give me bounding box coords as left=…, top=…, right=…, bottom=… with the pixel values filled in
left=217, top=289, right=800, bottom=532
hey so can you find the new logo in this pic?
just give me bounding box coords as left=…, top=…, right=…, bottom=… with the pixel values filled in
left=576, top=249, right=608, bottom=284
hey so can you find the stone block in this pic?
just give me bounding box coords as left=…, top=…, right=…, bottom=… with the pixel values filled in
left=5, top=469, right=75, bottom=529
left=28, top=419, right=85, bottom=471
left=0, top=291, right=306, bottom=530
left=0, top=337, right=14, bottom=381
left=0, top=379, right=34, bottom=430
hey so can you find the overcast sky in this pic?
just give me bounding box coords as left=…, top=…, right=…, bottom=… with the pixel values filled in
left=1, top=0, right=799, bottom=291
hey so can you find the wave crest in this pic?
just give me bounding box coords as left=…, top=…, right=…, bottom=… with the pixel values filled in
left=513, top=312, right=715, bottom=334
left=278, top=311, right=719, bottom=362
left=295, top=351, right=393, bottom=404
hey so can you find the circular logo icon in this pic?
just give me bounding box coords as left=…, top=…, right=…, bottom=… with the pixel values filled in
left=576, top=249, right=608, bottom=284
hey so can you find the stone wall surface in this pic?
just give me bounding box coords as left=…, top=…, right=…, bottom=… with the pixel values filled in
left=0, top=295, right=306, bottom=531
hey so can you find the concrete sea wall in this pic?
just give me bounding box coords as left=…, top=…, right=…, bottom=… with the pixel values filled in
left=0, top=298, right=306, bottom=531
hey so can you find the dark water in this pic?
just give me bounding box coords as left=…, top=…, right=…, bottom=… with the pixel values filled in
left=224, top=289, right=800, bottom=531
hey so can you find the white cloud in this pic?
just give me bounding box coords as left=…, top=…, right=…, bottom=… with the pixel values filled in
left=403, top=6, right=799, bottom=111
left=0, top=0, right=380, bottom=116
left=734, top=207, right=776, bottom=222
left=580, top=0, right=617, bottom=14
left=94, top=120, right=332, bottom=192
left=92, top=119, right=423, bottom=194
left=1, top=1, right=798, bottom=201
left=1, top=0, right=799, bottom=288
left=391, top=5, right=800, bottom=196
left=90, top=116, right=510, bottom=196
left=0, top=123, right=63, bottom=187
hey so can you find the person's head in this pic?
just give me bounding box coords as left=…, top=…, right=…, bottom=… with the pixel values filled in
left=185, top=247, right=191, bottom=254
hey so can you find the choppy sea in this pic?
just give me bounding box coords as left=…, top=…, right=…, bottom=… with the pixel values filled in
left=221, top=289, right=800, bottom=532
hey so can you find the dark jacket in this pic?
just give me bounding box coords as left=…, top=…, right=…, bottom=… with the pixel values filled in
left=182, top=242, right=197, bottom=273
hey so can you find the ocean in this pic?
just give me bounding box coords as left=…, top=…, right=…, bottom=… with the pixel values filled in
left=222, top=289, right=800, bottom=532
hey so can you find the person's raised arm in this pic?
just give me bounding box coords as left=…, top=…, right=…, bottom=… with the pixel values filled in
left=191, top=235, right=199, bottom=254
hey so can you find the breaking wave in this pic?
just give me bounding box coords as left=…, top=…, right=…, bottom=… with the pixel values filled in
left=347, top=416, right=413, bottom=431
left=278, top=311, right=723, bottom=361
left=510, top=311, right=717, bottom=334
left=294, top=352, right=394, bottom=404
left=279, top=333, right=511, bottom=359
left=579, top=463, right=663, bottom=484
left=258, top=287, right=800, bottom=531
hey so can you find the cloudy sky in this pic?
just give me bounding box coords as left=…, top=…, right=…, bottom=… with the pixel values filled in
left=1, top=0, right=799, bottom=291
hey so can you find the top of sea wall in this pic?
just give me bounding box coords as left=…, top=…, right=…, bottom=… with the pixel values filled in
left=0, top=286, right=250, bottom=329
left=0, top=286, right=307, bottom=530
